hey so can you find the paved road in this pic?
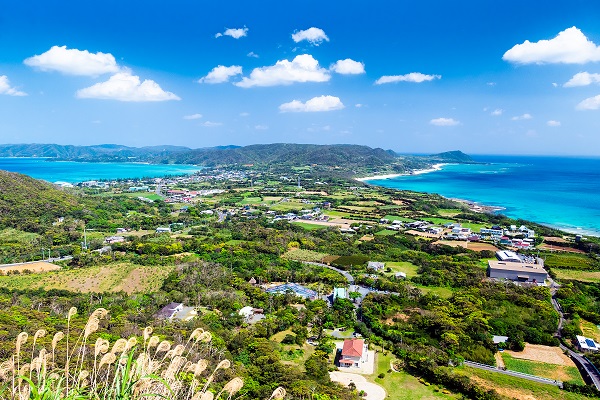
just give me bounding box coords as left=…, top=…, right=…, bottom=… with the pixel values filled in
left=550, top=283, right=600, bottom=390
left=463, top=361, right=563, bottom=388
left=330, top=371, right=386, bottom=400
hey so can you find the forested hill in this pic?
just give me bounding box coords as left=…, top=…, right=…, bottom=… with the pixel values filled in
left=0, top=143, right=192, bottom=160
left=0, top=142, right=475, bottom=169
left=165, top=143, right=399, bottom=167
left=0, top=170, right=80, bottom=231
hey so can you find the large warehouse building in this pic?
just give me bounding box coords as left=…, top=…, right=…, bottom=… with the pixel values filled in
left=487, top=260, right=548, bottom=283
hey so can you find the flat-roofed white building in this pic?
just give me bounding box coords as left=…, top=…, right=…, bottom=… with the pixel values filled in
left=576, top=335, right=599, bottom=352
left=495, top=250, right=522, bottom=263
left=487, top=260, right=548, bottom=283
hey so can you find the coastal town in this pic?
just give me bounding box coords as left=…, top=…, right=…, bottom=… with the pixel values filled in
left=1, top=162, right=599, bottom=400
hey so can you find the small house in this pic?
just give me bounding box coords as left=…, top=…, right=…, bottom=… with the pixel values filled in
left=339, top=339, right=367, bottom=368
left=367, top=261, right=385, bottom=271
left=156, top=302, right=183, bottom=320
left=576, top=335, right=599, bottom=352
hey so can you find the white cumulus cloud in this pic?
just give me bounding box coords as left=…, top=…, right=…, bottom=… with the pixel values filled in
left=76, top=70, right=180, bottom=102
left=0, top=76, right=27, bottom=96
left=201, top=121, right=223, bottom=127
left=491, top=109, right=503, bottom=116
left=511, top=113, right=533, bottom=120
left=291, top=27, right=329, bottom=45
left=199, top=65, right=242, bottom=84
left=547, top=120, right=561, bottom=126
left=375, top=72, right=441, bottom=84
left=215, top=27, right=248, bottom=39
left=254, top=124, right=269, bottom=130
left=279, top=95, right=344, bottom=113
left=183, top=113, right=202, bottom=120
left=564, top=72, right=600, bottom=87
left=430, top=117, right=459, bottom=126
left=247, top=52, right=259, bottom=58
left=576, top=95, right=600, bottom=110
left=235, top=54, right=330, bottom=88
left=503, top=27, right=600, bottom=64
left=24, top=45, right=120, bottom=76
left=331, top=59, right=365, bottom=74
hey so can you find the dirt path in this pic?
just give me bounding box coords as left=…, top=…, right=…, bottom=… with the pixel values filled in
left=494, top=353, right=505, bottom=369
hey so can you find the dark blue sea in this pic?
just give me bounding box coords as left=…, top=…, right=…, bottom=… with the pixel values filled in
left=366, top=155, right=600, bottom=236
left=0, top=158, right=201, bottom=183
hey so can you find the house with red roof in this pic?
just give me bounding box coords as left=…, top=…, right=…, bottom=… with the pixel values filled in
left=338, top=339, right=367, bottom=368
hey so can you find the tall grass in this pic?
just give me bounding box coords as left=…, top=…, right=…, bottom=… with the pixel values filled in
left=0, top=308, right=286, bottom=400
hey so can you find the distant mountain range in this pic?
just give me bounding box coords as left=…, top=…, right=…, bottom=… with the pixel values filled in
left=0, top=143, right=474, bottom=168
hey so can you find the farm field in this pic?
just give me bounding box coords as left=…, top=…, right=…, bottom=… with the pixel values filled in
left=0, top=262, right=175, bottom=294
left=580, top=319, right=600, bottom=342
left=543, top=253, right=598, bottom=269
left=500, top=353, right=584, bottom=384
left=455, top=366, right=588, bottom=400
left=0, top=261, right=59, bottom=273
left=553, top=269, right=600, bottom=283
left=435, top=240, right=498, bottom=252
left=292, top=221, right=328, bottom=230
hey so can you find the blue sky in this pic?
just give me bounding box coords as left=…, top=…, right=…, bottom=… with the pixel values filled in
left=1, top=0, right=600, bottom=155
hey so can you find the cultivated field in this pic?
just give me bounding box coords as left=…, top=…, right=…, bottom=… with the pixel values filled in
left=435, top=240, right=498, bottom=252
left=0, top=263, right=175, bottom=294
left=553, top=269, right=600, bottom=283
left=0, top=261, right=60, bottom=273
left=580, top=319, right=600, bottom=342
left=459, top=366, right=587, bottom=400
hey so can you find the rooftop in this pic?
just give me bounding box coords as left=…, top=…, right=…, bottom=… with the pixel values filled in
left=488, top=260, right=546, bottom=273
left=341, top=339, right=364, bottom=358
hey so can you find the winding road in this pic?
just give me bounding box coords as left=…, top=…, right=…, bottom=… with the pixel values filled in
left=550, top=282, right=600, bottom=390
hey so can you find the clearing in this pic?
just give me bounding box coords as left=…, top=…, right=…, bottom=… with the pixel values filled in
left=385, top=262, right=420, bottom=278
left=456, top=366, right=588, bottom=400
left=371, top=353, right=456, bottom=399
left=0, top=263, right=174, bottom=294
left=502, top=344, right=573, bottom=365
left=580, top=319, right=600, bottom=342
left=0, top=261, right=60, bottom=273
left=553, top=269, right=600, bottom=283
left=500, top=353, right=584, bottom=384
left=435, top=240, right=498, bottom=252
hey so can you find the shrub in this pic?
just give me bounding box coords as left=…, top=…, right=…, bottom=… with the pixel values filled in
left=0, top=307, right=286, bottom=400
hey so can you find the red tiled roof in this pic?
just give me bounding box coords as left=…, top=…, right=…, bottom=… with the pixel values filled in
left=341, top=339, right=364, bottom=357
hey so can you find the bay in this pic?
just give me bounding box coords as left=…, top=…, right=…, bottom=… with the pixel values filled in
left=0, top=158, right=201, bottom=183
left=365, top=155, right=600, bottom=236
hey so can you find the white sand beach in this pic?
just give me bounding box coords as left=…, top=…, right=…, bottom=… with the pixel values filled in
left=356, top=163, right=448, bottom=182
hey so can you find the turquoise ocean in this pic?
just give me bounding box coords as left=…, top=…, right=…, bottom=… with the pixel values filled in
left=366, top=155, right=600, bottom=237
left=0, top=158, right=201, bottom=183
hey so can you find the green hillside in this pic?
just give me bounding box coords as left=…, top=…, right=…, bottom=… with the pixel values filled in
left=0, top=170, right=80, bottom=231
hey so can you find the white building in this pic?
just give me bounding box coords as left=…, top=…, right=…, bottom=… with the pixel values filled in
left=339, top=339, right=367, bottom=368
left=495, top=250, right=522, bottom=263
left=576, top=335, right=599, bottom=352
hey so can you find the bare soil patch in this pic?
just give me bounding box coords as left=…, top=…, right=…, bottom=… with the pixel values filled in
left=0, top=262, right=60, bottom=273
left=503, top=344, right=574, bottom=366
left=537, top=244, right=585, bottom=254
left=405, top=230, right=439, bottom=239
left=468, top=375, right=538, bottom=400
left=435, top=240, right=498, bottom=252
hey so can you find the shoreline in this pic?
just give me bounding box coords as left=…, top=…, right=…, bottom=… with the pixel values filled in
left=355, top=163, right=448, bottom=182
